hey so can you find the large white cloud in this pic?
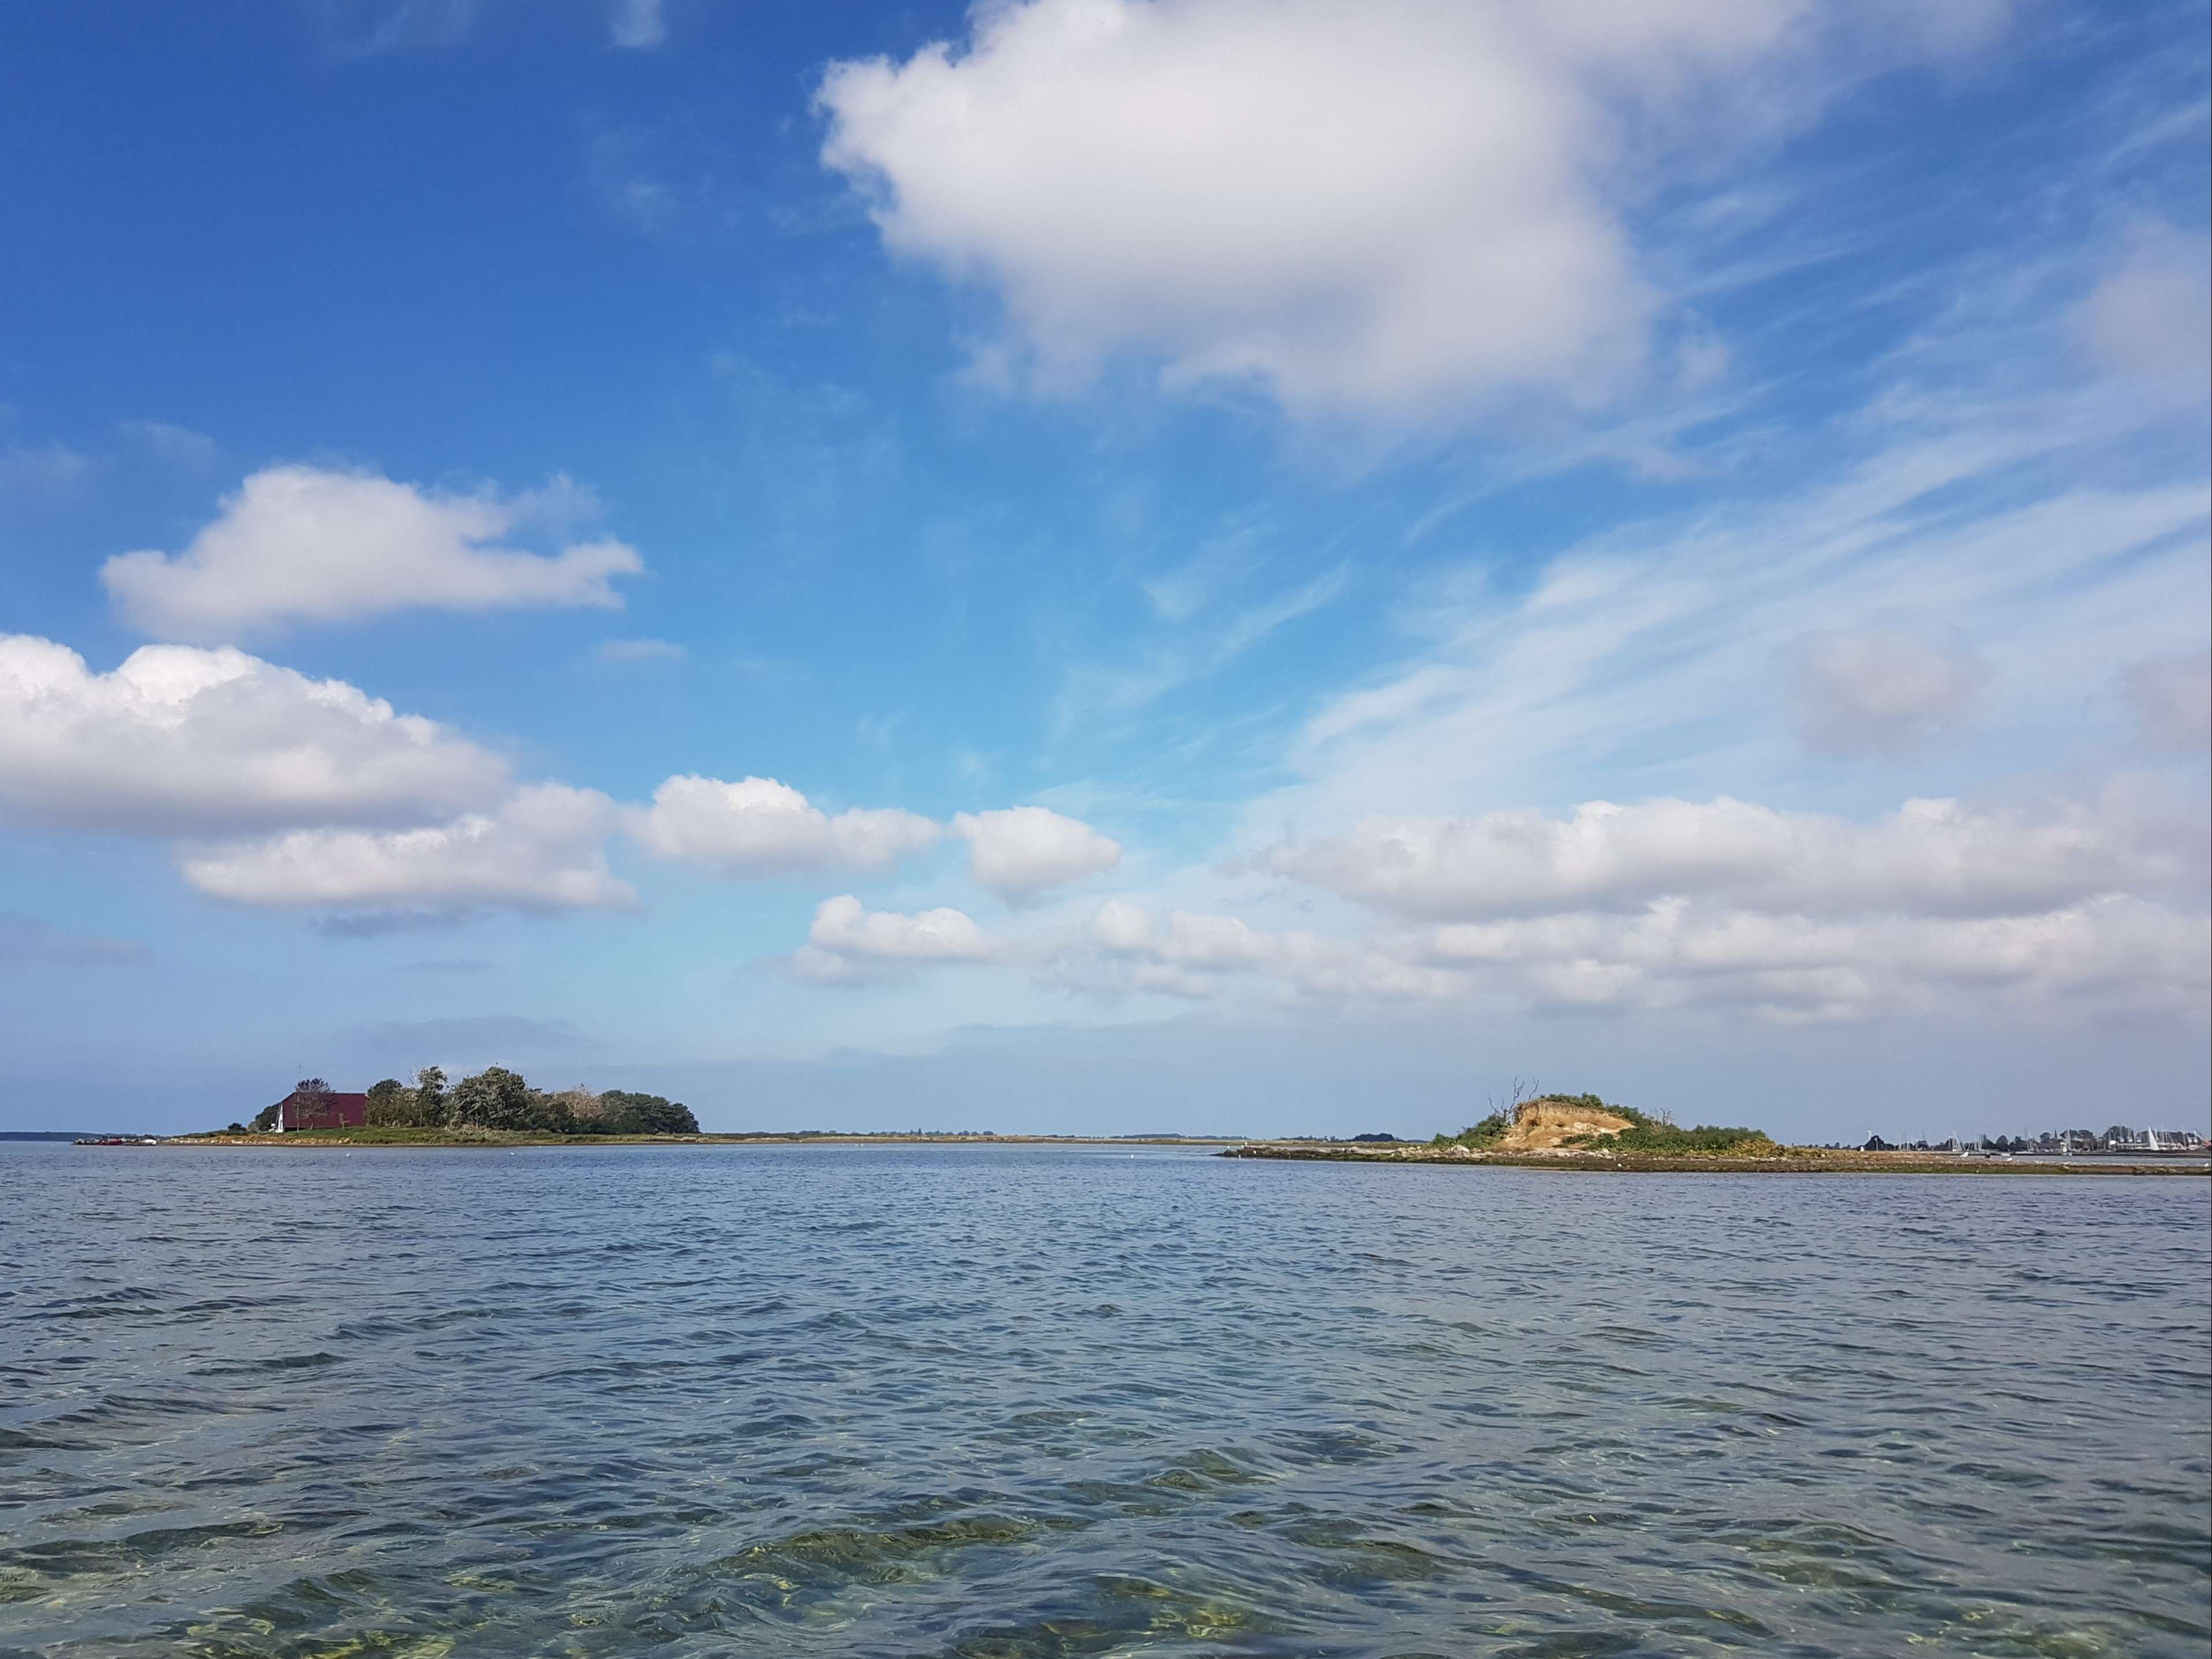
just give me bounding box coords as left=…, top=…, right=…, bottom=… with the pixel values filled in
left=1267, top=796, right=2202, bottom=923
left=817, top=0, right=1995, bottom=419
left=628, top=782, right=1121, bottom=899
left=762, top=779, right=2204, bottom=1022
left=1417, top=896, right=2209, bottom=1022
left=1069, top=885, right=2206, bottom=1023
left=792, top=894, right=995, bottom=984
left=181, top=785, right=632, bottom=917
left=0, top=633, right=507, bottom=835
left=101, top=465, right=642, bottom=640
left=954, top=806, right=1122, bottom=902
left=626, top=774, right=941, bottom=875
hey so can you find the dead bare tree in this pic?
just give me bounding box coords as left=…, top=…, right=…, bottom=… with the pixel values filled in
left=1508, top=1076, right=1539, bottom=1123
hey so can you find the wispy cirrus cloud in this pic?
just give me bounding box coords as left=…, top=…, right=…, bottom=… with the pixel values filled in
left=117, top=419, right=218, bottom=470
left=0, top=914, right=150, bottom=971
left=316, top=0, right=480, bottom=58
left=607, top=0, right=666, bottom=50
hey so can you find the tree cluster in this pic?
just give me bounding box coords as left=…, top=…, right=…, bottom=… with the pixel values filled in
left=362, top=1066, right=698, bottom=1135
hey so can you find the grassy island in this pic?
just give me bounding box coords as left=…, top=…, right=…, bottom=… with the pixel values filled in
left=179, top=1065, right=702, bottom=1142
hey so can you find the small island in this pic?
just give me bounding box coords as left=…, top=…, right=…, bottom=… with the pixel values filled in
left=158, top=1070, right=1242, bottom=1149
left=177, top=1066, right=702, bottom=1145
left=1224, top=1092, right=2212, bottom=1175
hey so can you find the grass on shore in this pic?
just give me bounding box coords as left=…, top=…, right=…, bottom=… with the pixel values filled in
left=184, top=1126, right=703, bottom=1146
left=176, top=1127, right=1233, bottom=1148
left=1585, top=1118, right=1783, bottom=1156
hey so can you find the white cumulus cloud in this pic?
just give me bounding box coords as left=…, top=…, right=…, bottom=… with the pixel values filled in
left=1417, top=896, right=2209, bottom=1022
left=954, top=806, right=1122, bottom=902
left=181, top=785, right=632, bottom=918
left=1068, top=873, right=2206, bottom=1022
left=627, top=774, right=941, bottom=875
left=0, top=633, right=506, bottom=836
left=770, top=781, right=2203, bottom=1023
left=817, top=0, right=1995, bottom=420
left=101, top=465, right=643, bottom=640
left=1266, top=795, right=2202, bottom=922
left=792, top=893, right=996, bottom=984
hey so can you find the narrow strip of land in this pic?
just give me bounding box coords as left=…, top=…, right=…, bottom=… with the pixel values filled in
left=153, top=1130, right=1240, bottom=1149
left=1221, top=1142, right=2211, bottom=1175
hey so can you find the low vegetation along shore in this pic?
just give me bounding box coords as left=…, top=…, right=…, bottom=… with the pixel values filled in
left=170, top=1130, right=1236, bottom=1148
left=171, top=1067, right=1244, bottom=1148
left=162, top=1066, right=705, bottom=1145
left=1224, top=1093, right=2211, bottom=1176
left=144, top=1079, right=2206, bottom=1170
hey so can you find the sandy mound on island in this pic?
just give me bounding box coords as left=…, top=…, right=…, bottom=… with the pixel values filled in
left=1498, top=1100, right=1635, bottom=1152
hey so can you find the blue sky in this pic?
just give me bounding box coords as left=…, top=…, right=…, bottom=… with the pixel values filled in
left=2, top=0, right=2206, bottom=1137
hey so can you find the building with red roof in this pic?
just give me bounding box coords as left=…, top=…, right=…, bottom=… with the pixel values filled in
left=271, top=1088, right=369, bottom=1131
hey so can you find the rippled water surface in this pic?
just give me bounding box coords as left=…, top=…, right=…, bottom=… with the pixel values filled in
left=2, top=1143, right=2206, bottom=1657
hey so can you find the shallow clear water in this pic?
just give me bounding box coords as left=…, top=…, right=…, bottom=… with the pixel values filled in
left=1, top=1142, right=2206, bottom=1658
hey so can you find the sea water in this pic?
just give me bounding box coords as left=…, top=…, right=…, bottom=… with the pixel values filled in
left=2, top=1141, right=2206, bottom=1657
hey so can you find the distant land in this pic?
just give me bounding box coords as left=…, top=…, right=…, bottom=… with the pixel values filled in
left=155, top=1127, right=1241, bottom=1149
left=32, top=1084, right=2207, bottom=1168
left=1225, top=1094, right=2212, bottom=1175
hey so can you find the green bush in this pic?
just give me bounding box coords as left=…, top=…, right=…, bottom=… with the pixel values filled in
left=1572, top=1123, right=1779, bottom=1155
left=364, top=1077, right=412, bottom=1125
left=592, top=1090, right=700, bottom=1135
left=449, top=1066, right=536, bottom=1130
left=1435, top=1110, right=1511, bottom=1149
